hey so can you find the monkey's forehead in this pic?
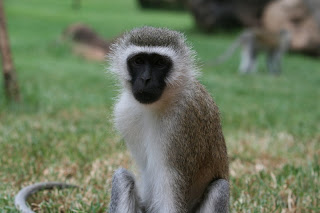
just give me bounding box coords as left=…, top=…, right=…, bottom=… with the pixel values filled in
left=108, top=26, right=197, bottom=72
left=124, top=26, right=186, bottom=50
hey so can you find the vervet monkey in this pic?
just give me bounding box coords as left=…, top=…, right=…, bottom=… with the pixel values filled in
left=213, top=28, right=291, bottom=74
left=108, top=26, right=229, bottom=213
left=14, top=26, right=229, bottom=213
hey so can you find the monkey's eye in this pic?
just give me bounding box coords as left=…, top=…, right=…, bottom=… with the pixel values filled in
left=154, top=58, right=167, bottom=68
left=133, top=57, right=145, bottom=66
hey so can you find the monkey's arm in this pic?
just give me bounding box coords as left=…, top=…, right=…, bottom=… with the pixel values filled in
left=197, top=179, right=229, bottom=213
left=109, top=168, right=143, bottom=213
left=15, top=182, right=78, bottom=213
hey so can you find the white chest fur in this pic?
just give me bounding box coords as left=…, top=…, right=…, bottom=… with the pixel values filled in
left=114, top=91, right=176, bottom=212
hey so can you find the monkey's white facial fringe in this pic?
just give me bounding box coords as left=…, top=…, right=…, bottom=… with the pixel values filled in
left=107, top=42, right=199, bottom=90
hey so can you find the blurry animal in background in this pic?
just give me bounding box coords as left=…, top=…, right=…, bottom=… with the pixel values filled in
left=108, top=26, right=229, bottom=213
left=62, top=23, right=111, bottom=61
left=187, top=0, right=273, bottom=32
left=212, top=28, right=291, bottom=74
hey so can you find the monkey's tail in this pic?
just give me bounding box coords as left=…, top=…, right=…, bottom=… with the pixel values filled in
left=208, top=33, right=245, bottom=66
left=15, top=182, right=78, bottom=213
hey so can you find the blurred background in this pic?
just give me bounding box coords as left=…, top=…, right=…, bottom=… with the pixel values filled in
left=0, top=0, right=319, bottom=212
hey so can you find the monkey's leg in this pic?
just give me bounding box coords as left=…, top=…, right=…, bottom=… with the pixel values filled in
left=267, top=52, right=281, bottom=74
left=247, top=50, right=258, bottom=73
left=239, top=45, right=256, bottom=73
left=196, top=179, right=229, bottom=213
left=109, top=168, right=143, bottom=213
left=249, top=57, right=258, bottom=73
left=239, top=46, right=251, bottom=73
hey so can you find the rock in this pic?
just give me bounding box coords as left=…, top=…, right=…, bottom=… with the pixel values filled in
left=262, top=0, right=320, bottom=56
left=62, top=23, right=111, bottom=61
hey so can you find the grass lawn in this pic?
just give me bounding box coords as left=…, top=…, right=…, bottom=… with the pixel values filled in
left=0, top=0, right=319, bottom=212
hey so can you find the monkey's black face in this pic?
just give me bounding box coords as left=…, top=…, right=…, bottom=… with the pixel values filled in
left=127, top=53, right=172, bottom=104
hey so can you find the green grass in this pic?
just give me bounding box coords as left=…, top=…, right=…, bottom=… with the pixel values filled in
left=0, top=0, right=319, bottom=212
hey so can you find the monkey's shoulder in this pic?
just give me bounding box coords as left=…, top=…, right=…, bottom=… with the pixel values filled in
left=166, top=81, right=224, bottom=145
left=165, top=81, right=228, bottom=180
left=178, top=81, right=221, bottom=119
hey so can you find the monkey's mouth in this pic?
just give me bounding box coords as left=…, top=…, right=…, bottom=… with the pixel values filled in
left=133, top=90, right=162, bottom=104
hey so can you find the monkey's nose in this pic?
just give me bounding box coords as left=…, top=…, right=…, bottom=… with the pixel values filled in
left=141, top=77, right=151, bottom=86
left=141, top=69, right=151, bottom=83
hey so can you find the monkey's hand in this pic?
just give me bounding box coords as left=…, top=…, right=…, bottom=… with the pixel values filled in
left=109, top=168, right=143, bottom=213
